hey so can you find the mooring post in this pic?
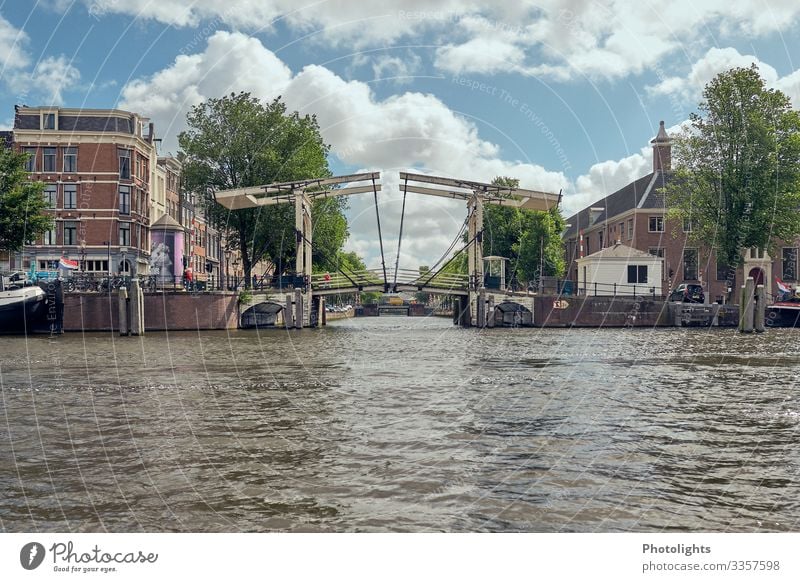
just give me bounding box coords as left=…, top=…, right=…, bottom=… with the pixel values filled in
left=754, top=284, right=766, bottom=333
left=285, top=293, right=294, bottom=329
left=487, top=295, right=495, bottom=328
left=739, top=276, right=755, bottom=333
left=118, top=285, right=129, bottom=336
left=478, top=289, right=486, bottom=328
left=295, top=289, right=303, bottom=329
left=452, top=297, right=460, bottom=326
left=129, top=279, right=144, bottom=336
left=320, top=296, right=326, bottom=326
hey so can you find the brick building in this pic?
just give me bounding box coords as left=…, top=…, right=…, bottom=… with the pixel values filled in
left=11, top=105, right=157, bottom=277
left=563, top=121, right=786, bottom=302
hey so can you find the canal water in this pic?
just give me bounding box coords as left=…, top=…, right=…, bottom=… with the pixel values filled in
left=2, top=317, right=800, bottom=532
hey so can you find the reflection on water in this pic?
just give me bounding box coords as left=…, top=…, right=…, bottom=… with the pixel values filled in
left=2, top=318, right=800, bottom=532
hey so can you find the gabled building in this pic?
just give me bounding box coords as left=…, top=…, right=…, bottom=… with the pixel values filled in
left=563, top=121, right=788, bottom=302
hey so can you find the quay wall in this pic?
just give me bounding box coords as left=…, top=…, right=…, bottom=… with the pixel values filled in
left=533, top=295, right=670, bottom=327
left=63, top=292, right=239, bottom=332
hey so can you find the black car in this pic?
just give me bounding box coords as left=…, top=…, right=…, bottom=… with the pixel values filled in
left=669, top=283, right=705, bottom=303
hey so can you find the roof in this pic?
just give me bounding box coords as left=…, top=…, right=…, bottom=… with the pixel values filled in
left=150, top=213, right=184, bottom=230
left=0, top=131, right=12, bottom=149
left=563, top=171, right=671, bottom=239
left=578, top=242, right=661, bottom=261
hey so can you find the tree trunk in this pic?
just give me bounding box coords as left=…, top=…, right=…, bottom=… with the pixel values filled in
left=239, top=231, right=252, bottom=289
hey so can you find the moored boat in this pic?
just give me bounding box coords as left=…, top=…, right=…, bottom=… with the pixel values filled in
left=0, top=285, right=48, bottom=334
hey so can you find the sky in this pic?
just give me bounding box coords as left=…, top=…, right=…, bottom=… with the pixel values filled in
left=2, top=1, right=800, bottom=270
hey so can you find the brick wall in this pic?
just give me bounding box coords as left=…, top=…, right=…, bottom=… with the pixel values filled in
left=63, top=292, right=239, bottom=332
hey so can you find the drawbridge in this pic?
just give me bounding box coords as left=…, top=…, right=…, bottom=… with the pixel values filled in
left=214, top=171, right=559, bottom=327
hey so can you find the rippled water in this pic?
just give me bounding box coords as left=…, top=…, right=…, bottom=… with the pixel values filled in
left=2, top=316, right=800, bottom=532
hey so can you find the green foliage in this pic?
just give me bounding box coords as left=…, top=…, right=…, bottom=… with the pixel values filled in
left=663, top=65, right=800, bottom=268
left=237, top=289, right=253, bottom=304
left=483, top=176, right=566, bottom=283
left=360, top=291, right=381, bottom=304
left=0, top=148, right=51, bottom=253
left=179, top=92, right=347, bottom=284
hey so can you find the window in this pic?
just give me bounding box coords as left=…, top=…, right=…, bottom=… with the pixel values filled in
left=627, top=265, right=648, bottom=284
left=44, top=184, right=57, bottom=207
left=119, top=186, right=130, bottom=215
left=83, top=260, right=109, bottom=272
left=598, top=230, right=604, bottom=249
left=683, top=218, right=694, bottom=233
left=43, top=113, right=55, bottom=130
left=63, top=147, right=77, bottom=172
left=648, top=247, right=665, bottom=258
left=627, top=218, right=634, bottom=240
left=63, top=221, right=78, bottom=245
left=649, top=216, right=664, bottom=232
left=750, top=247, right=765, bottom=259
left=683, top=248, right=698, bottom=280
left=23, top=147, right=36, bottom=172
left=716, top=260, right=731, bottom=281
left=119, top=222, right=131, bottom=246
left=39, top=259, right=59, bottom=270
left=43, top=228, right=56, bottom=245
left=43, top=147, right=56, bottom=172
left=783, top=247, right=798, bottom=281
left=63, top=184, right=77, bottom=209
left=118, top=149, right=131, bottom=179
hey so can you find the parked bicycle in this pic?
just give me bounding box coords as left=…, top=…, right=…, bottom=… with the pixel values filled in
left=64, top=274, right=101, bottom=293
left=140, top=274, right=158, bottom=293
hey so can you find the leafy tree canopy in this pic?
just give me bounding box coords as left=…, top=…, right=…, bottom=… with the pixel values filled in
left=179, top=92, right=357, bottom=283
left=0, top=147, right=51, bottom=254
left=664, top=65, right=800, bottom=268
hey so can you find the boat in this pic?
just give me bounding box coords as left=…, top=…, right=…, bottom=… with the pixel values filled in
left=766, top=299, right=800, bottom=328
left=0, top=284, right=48, bottom=334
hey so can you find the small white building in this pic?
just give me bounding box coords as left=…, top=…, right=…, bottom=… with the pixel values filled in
left=577, top=242, right=664, bottom=296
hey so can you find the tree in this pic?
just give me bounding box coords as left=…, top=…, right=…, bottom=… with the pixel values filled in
left=664, top=65, right=800, bottom=270
left=483, top=176, right=566, bottom=284
left=0, top=148, right=51, bottom=255
left=179, top=92, right=349, bottom=285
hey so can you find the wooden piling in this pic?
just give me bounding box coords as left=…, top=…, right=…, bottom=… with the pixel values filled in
left=129, top=279, right=144, bottom=336
left=295, top=289, right=303, bottom=329
left=118, top=286, right=129, bottom=336
left=285, top=294, right=294, bottom=329
left=739, top=276, right=755, bottom=333
left=754, top=284, right=766, bottom=333
left=487, top=295, right=495, bottom=328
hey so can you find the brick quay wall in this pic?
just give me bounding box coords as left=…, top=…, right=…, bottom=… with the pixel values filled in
left=63, top=292, right=239, bottom=332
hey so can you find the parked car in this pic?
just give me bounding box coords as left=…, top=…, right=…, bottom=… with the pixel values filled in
left=669, top=283, right=705, bottom=303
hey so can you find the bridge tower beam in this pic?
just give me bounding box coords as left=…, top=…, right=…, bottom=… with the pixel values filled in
left=295, top=192, right=313, bottom=327
left=467, top=194, right=484, bottom=327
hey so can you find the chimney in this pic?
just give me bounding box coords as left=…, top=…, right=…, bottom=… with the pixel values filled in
left=651, top=120, right=671, bottom=172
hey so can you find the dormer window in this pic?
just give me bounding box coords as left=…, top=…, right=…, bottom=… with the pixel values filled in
left=43, top=112, right=56, bottom=130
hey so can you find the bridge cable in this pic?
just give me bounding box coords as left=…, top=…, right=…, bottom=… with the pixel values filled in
left=418, top=230, right=479, bottom=289
left=371, top=175, right=389, bottom=292
left=392, top=175, right=409, bottom=291
left=414, top=209, right=472, bottom=281
left=296, top=231, right=362, bottom=288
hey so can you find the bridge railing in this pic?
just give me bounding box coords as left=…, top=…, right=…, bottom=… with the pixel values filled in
left=396, top=268, right=470, bottom=290
left=310, top=269, right=385, bottom=291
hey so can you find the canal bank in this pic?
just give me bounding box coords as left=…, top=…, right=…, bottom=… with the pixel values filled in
left=50, top=291, right=746, bottom=333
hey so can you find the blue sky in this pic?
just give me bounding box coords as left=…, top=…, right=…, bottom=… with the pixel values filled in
left=2, top=1, right=800, bottom=268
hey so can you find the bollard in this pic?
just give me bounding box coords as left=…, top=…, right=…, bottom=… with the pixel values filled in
left=739, top=277, right=755, bottom=333
left=118, top=286, right=129, bottom=336
left=478, top=289, right=486, bottom=328
left=129, top=279, right=144, bottom=336
left=285, top=294, right=294, bottom=329
left=754, top=284, right=766, bottom=333
left=295, top=289, right=303, bottom=329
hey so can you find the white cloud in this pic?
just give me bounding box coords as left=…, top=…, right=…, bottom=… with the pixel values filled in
left=646, top=47, right=779, bottom=100
left=370, top=53, right=422, bottom=84
left=645, top=46, right=800, bottom=110
left=120, top=31, right=568, bottom=268
left=0, top=14, right=30, bottom=75
left=0, top=15, right=81, bottom=105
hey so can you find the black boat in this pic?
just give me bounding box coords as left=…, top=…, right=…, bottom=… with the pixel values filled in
left=0, top=284, right=48, bottom=334
left=766, top=300, right=800, bottom=328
